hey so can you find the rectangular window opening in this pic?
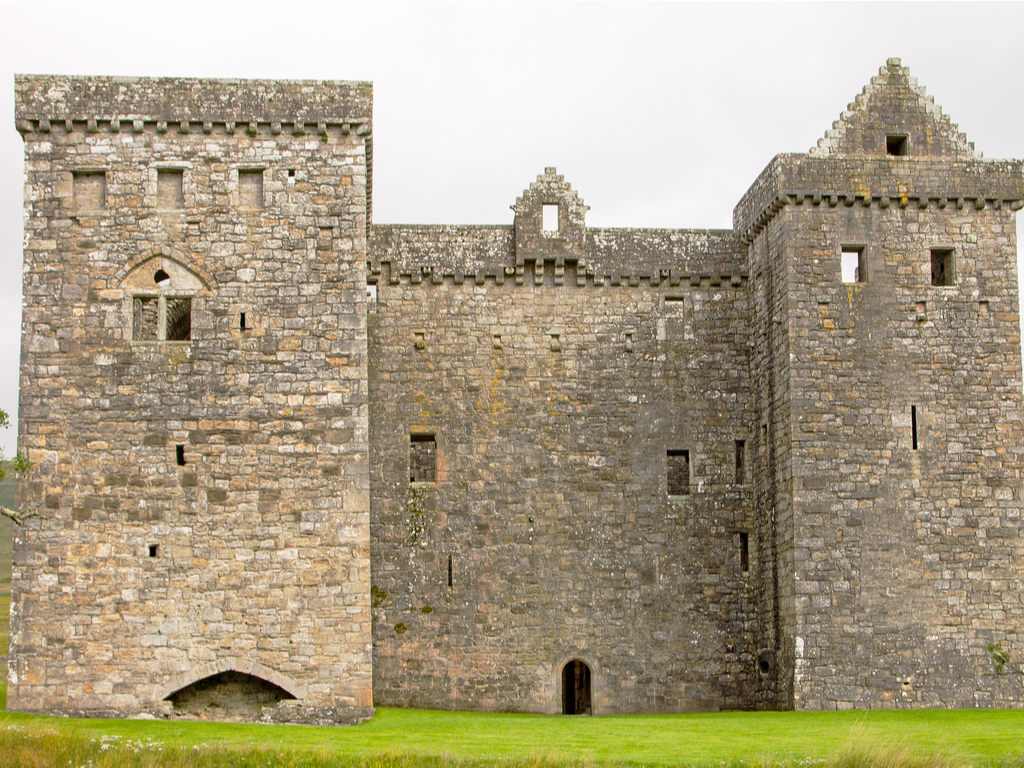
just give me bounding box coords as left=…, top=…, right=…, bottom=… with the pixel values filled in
left=735, top=440, right=746, bottom=484
left=133, top=296, right=159, bottom=341
left=175, top=444, right=186, bottom=466
left=740, top=532, right=749, bottom=575
left=73, top=171, right=106, bottom=211
left=367, top=283, right=378, bottom=311
left=238, top=169, right=265, bottom=208
left=148, top=544, right=159, bottom=558
left=410, top=434, right=437, bottom=483
left=157, top=169, right=184, bottom=208
left=886, top=134, right=909, bottom=156
left=447, top=554, right=454, bottom=588
left=165, top=297, right=192, bottom=341
left=542, top=204, right=559, bottom=232
left=931, top=248, right=954, bottom=286
left=911, top=406, right=919, bottom=450
left=240, top=312, right=248, bottom=332
left=841, top=246, right=866, bottom=284
left=667, top=449, right=690, bottom=496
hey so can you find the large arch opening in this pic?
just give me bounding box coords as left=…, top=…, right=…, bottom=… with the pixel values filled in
left=164, top=671, right=296, bottom=720
left=561, top=660, right=592, bottom=715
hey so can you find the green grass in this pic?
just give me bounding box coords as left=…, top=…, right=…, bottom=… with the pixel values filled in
left=0, top=698, right=1023, bottom=767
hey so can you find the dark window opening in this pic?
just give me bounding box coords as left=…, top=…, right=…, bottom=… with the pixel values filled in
left=740, top=532, right=749, bottom=575
left=157, top=169, right=184, bottom=208
left=561, top=660, right=592, bottom=715
left=240, top=312, right=248, bottom=331
left=176, top=445, right=186, bottom=466
left=410, top=434, right=436, bottom=483
left=758, top=650, right=774, bottom=677
left=166, top=298, right=192, bottom=341
left=931, top=249, right=954, bottom=286
left=287, top=168, right=296, bottom=178
left=133, top=297, right=159, bottom=341
left=148, top=544, right=159, bottom=558
left=841, top=246, right=866, bottom=284
left=153, top=268, right=171, bottom=286
left=447, top=554, right=453, bottom=588
left=911, top=406, right=919, bottom=450
left=667, top=450, right=690, bottom=496
left=73, top=171, right=106, bottom=211
left=238, top=169, right=264, bottom=208
left=735, top=440, right=746, bottom=484
left=886, top=134, right=908, bottom=156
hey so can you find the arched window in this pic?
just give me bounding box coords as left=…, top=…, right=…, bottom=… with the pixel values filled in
left=123, top=256, right=205, bottom=343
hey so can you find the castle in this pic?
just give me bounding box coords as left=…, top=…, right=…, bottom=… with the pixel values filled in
left=8, top=59, right=1024, bottom=723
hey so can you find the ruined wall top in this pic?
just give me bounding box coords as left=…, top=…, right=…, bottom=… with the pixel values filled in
left=14, top=74, right=372, bottom=129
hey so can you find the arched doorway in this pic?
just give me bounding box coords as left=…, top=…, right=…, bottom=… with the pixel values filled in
left=164, top=671, right=296, bottom=720
left=561, top=659, right=592, bottom=715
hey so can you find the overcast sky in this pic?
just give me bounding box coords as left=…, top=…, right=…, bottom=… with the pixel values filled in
left=1, top=2, right=1023, bottom=455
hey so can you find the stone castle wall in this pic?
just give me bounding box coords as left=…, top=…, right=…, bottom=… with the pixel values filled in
left=8, top=61, right=1024, bottom=720
left=368, top=221, right=757, bottom=713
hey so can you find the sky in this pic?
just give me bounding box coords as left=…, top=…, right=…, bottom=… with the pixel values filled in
left=0, top=1, right=1023, bottom=456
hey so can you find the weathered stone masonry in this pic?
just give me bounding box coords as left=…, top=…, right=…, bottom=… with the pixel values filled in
left=9, top=59, right=1024, bottom=720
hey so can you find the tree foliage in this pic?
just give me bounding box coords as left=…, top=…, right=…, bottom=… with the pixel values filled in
left=0, top=407, right=35, bottom=524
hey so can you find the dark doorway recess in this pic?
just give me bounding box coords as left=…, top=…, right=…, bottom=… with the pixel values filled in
left=561, top=660, right=592, bottom=715
left=165, top=671, right=295, bottom=720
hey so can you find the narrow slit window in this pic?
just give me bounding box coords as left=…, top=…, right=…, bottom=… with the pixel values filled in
left=931, top=249, right=954, bottom=286
left=410, top=434, right=437, bottom=483
left=447, top=554, right=453, bottom=588
left=240, top=312, right=248, bottom=331
left=735, top=440, right=746, bottom=484
left=175, top=445, right=186, bottom=466
left=886, top=134, right=908, bottom=156
left=841, top=246, right=866, bottom=284
left=157, top=169, right=184, bottom=208
left=542, top=204, right=559, bottom=232
left=238, top=169, right=264, bottom=208
left=911, top=406, right=919, bottom=450
left=73, top=171, right=106, bottom=211
left=739, top=532, right=749, bottom=575
left=148, top=544, right=159, bottom=558
left=667, top=450, right=690, bottom=496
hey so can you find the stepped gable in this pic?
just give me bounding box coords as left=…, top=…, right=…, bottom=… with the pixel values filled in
left=809, top=57, right=980, bottom=159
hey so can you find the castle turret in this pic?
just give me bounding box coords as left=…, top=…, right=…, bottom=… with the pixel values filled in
left=737, top=58, right=1024, bottom=709
left=11, top=75, right=375, bottom=723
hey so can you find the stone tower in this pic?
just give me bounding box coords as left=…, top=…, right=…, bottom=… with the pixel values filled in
left=11, top=76, right=375, bottom=722
left=737, top=58, right=1024, bottom=708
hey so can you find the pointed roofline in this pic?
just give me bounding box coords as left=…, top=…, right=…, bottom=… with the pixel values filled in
left=809, top=58, right=981, bottom=160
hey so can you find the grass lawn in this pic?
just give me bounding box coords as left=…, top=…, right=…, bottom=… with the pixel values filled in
left=0, top=696, right=1023, bottom=767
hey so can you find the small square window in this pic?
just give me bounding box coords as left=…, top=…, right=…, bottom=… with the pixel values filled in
left=157, top=169, right=184, bottom=208
left=667, top=449, right=690, bottom=496
left=841, top=246, right=866, bottom=284
left=931, top=249, right=954, bottom=286
left=886, top=134, right=908, bottom=156
left=410, top=434, right=436, bottom=483
left=74, top=171, right=106, bottom=211
left=239, top=169, right=264, bottom=208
